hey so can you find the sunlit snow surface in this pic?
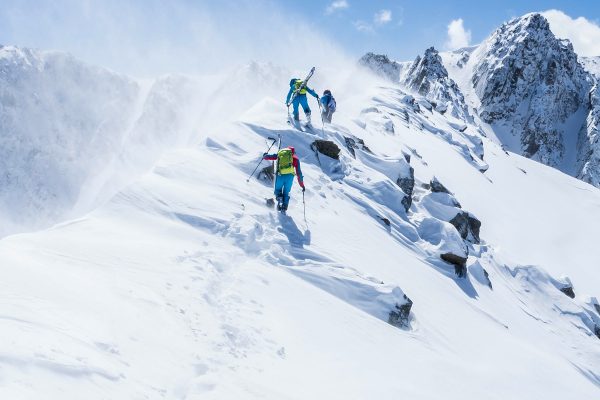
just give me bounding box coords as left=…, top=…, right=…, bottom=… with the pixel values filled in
left=1, top=48, right=600, bottom=398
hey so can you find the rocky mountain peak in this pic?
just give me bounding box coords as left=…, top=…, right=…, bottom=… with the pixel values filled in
left=406, top=47, right=448, bottom=85
left=471, top=13, right=590, bottom=167
left=403, top=47, right=472, bottom=122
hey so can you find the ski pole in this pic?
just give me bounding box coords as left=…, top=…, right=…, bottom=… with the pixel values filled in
left=246, top=137, right=277, bottom=182
left=317, top=101, right=325, bottom=137
left=302, top=190, right=307, bottom=225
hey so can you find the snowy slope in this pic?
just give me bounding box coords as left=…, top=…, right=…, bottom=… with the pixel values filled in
left=1, top=48, right=600, bottom=399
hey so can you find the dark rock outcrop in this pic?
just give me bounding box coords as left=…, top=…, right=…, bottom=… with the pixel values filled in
left=483, top=268, right=493, bottom=289
left=379, top=216, right=391, bottom=227
left=559, top=285, right=575, bottom=299
left=449, top=212, right=481, bottom=244
left=441, top=252, right=467, bottom=277
left=430, top=177, right=451, bottom=194
left=344, top=136, right=371, bottom=158
left=397, top=167, right=415, bottom=212
left=595, top=325, right=600, bottom=339
left=344, top=137, right=357, bottom=158
left=312, top=140, right=341, bottom=160
left=388, top=295, right=413, bottom=328
left=258, top=164, right=274, bottom=182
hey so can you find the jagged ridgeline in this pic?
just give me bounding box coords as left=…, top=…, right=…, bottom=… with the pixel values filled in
left=359, top=12, right=600, bottom=188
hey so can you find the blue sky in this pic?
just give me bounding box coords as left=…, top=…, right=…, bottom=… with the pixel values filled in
left=302, top=0, right=599, bottom=60
left=1, top=0, right=599, bottom=76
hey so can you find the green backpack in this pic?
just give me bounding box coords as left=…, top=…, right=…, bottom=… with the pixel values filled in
left=277, top=149, right=295, bottom=175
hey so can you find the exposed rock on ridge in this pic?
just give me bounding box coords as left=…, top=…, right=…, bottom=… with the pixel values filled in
left=403, top=47, right=472, bottom=122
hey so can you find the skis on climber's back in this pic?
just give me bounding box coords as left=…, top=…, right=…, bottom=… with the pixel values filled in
left=287, top=67, right=315, bottom=106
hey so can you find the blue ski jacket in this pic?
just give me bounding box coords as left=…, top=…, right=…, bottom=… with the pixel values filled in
left=320, top=93, right=336, bottom=111
left=286, top=80, right=318, bottom=104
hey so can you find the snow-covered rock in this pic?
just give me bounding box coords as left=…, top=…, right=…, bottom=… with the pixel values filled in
left=449, top=211, right=481, bottom=244
left=358, top=52, right=403, bottom=82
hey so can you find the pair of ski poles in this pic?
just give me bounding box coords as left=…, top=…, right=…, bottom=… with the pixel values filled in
left=246, top=137, right=277, bottom=182
left=317, top=101, right=326, bottom=137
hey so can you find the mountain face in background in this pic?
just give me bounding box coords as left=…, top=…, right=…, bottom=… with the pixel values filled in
left=360, top=13, right=600, bottom=185
left=358, top=52, right=403, bottom=82
left=469, top=13, right=590, bottom=170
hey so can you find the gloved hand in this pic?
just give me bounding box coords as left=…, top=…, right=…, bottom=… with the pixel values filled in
left=262, top=152, right=267, bottom=158
left=302, top=186, right=306, bottom=192
left=316, top=95, right=320, bottom=101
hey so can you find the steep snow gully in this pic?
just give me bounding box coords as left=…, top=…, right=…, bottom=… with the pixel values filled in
left=2, top=16, right=600, bottom=400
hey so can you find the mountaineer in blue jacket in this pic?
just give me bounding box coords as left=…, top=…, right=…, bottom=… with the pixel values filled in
left=320, top=89, right=336, bottom=123
left=286, top=78, right=319, bottom=125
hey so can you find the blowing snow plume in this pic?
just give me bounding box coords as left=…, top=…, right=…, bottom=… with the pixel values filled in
left=0, top=0, right=354, bottom=237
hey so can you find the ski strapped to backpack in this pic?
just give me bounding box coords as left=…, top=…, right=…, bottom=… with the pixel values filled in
left=287, top=67, right=315, bottom=106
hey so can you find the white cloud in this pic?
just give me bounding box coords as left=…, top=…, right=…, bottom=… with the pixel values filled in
left=445, top=18, right=471, bottom=50
left=325, top=0, right=349, bottom=15
left=353, top=20, right=374, bottom=34
left=542, top=9, right=600, bottom=57
left=374, top=9, right=392, bottom=25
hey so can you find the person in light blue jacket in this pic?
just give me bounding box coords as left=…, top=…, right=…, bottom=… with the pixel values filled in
left=286, top=78, right=319, bottom=125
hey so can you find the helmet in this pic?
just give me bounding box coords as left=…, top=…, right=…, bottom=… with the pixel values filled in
left=324, top=89, right=331, bottom=95
left=287, top=146, right=295, bottom=154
